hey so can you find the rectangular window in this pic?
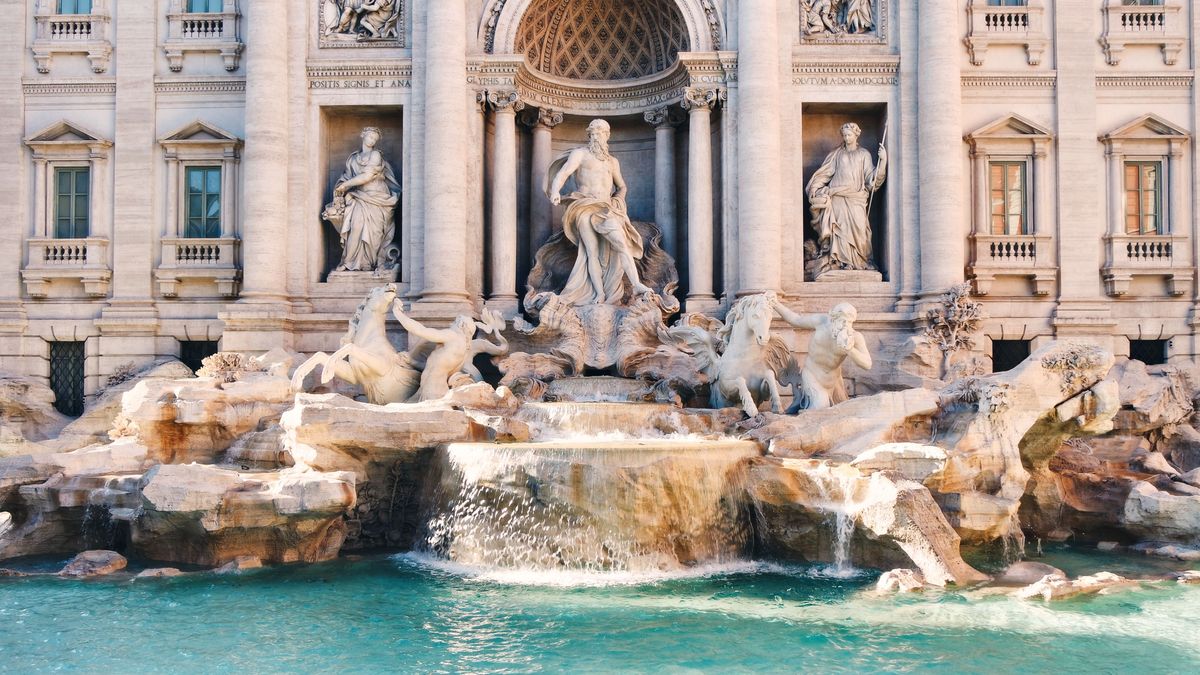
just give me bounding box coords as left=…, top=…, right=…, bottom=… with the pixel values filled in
left=56, top=0, right=92, bottom=13
left=54, top=167, right=90, bottom=239
left=1129, top=339, right=1168, bottom=366
left=187, top=0, right=224, bottom=12
left=988, top=0, right=1027, bottom=6
left=1124, top=161, right=1162, bottom=235
left=179, top=340, right=220, bottom=373
left=989, top=161, right=1027, bottom=235
left=991, top=340, right=1032, bottom=373
left=185, top=166, right=222, bottom=239
left=49, top=341, right=86, bottom=417
left=1122, top=0, right=1163, bottom=6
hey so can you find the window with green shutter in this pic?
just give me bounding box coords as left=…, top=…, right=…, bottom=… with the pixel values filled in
left=54, top=167, right=90, bottom=239
left=185, top=166, right=222, bottom=238
left=187, top=0, right=224, bottom=12
left=56, top=0, right=92, bottom=14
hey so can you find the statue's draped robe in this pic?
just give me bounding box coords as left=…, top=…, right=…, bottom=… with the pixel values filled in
left=544, top=152, right=644, bottom=306
left=845, top=0, right=874, bottom=32
left=336, top=151, right=400, bottom=271
left=806, top=145, right=884, bottom=272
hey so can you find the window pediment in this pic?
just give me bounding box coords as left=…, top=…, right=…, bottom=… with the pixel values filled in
left=1102, top=114, right=1189, bottom=144
left=967, top=114, right=1053, bottom=143
left=24, top=120, right=111, bottom=152
left=159, top=120, right=242, bottom=148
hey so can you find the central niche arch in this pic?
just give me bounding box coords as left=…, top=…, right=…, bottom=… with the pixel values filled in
left=516, top=0, right=690, bottom=81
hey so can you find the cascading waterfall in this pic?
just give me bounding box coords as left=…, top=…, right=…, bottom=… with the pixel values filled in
left=807, top=462, right=867, bottom=575
left=419, top=403, right=761, bottom=575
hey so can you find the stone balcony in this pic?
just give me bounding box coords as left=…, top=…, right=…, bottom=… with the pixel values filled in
left=163, top=9, right=243, bottom=72
left=21, top=237, right=111, bottom=298
left=967, top=233, right=1055, bottom=296
left=31, top=7, right=112, bottom=73
left=964, top=0, right=1047, bottom=67
left=1100, top=0, right=1184, bottom=66
left=154, top=237, right=241, bottom=298
left=1102, top=234, right=1192, bottom=297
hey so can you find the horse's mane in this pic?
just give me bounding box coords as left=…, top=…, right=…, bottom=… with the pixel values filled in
left=341, top=286, right=388, bottom=346
left=716, top=295, right=768, bottom=346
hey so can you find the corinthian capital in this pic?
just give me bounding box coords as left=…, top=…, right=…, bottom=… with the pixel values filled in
left=487, top=90, right=525, bottom=113
left=643, top=107, right=680, bottom=129
left=681, top=87, right=726, bottom=112
left=535, top=107, right=564, bottom=129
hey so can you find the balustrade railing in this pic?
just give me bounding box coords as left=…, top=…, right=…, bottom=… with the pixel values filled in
left=982, top=8, right=1030, bottom=32
left=1101, top=0, right=1182, bottom=65
left=180, top=16, right=226, bottom=40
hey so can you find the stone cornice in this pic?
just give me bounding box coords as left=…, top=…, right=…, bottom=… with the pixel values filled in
left=791, top=58, right=899, bottom=86
left=960, top=73, right=1057, bottom=89
left=22, top=78, right=116, bottom=96
left=154, top=77, right=246, bottom=95
left=1096, top=73, right=1193, bottom=89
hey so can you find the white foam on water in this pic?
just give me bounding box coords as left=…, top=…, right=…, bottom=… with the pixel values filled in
left=396, top=551, right=766, bottom=588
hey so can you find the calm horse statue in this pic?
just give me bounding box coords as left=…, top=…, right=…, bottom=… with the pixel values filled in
left=661, top=294, right=793, bottom=417
left=292, top=284, right=423, bottom=404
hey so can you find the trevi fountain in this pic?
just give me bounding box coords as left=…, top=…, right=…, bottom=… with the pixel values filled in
left=3, top=0, right=1200, bottom=672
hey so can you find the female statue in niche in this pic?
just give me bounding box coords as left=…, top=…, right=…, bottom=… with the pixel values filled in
left=805, top=122, right=887, bottom=275
left=323, top=126, right=401, bottom=273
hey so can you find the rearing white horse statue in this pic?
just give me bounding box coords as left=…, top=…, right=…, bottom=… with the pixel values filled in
left=660, top=293, right=793, bottom=417
left=291, top=284, right=508, bottom=404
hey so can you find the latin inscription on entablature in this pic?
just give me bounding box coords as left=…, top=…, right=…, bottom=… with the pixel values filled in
left=792, top=60, right=898, bottom=87
left=306, top=65, right=412, bottom=91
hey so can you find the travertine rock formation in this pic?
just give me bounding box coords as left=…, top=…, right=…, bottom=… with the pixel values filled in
left=751, top=342, right=1118, bottom=547
left=745, top=458, right=987, bottom=586
left=134, top=464, right=355, bottom=566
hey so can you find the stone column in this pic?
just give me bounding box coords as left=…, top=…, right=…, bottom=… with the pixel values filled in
left=418, top=0, right=470, bottom=314
left=238, top=0, right=289, bottom=303
left=737, top=0, right=783, bottom=295
left=644, top=107, right=679, bottom=259
left=1105, top=143, right=1123, bottom=236
left=917, top=0, right=965, bottom=296
left=0, top=0, right=27, bottom=361
left=218, top=0, right=292, bottom=352
left=95, top=0, right=159, bottom=376
left=528, top=108, right=563, bottom=256
left=682, top=88, right=723, bottom=312
left=1033, top=142, right=1049, bottom=236
left=487, top=90, right=524, bottom=316
left=971, top=149, right=987, bottom=236
left=1052, top=0, right=1110, bottom=341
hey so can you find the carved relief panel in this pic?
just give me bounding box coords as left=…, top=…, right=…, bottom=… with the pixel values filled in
left=318, top=0, right=405, bottom=48
left=800, top=0, right=886, bottom=44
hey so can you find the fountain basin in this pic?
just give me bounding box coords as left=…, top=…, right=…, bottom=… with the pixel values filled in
left=423, top=438, right=761, bottom=572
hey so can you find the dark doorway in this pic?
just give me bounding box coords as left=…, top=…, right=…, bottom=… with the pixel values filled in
left=1129, top=339, right=1168, bottom=366
left=991, top=339, right=1031, bottom=373
left=49, top=341, right=86, bottom=416
left=180, top=340, right=220, bottom=373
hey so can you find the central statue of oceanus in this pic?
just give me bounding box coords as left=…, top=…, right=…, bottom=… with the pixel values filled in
left=543, top=119, right=655, bottom=305
left=523, top=119, right=678, bottom=314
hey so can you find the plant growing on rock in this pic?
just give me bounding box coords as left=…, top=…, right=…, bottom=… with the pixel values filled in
left=105, top=362, right=139, bottom=389
left=197, top=352, right=265, bottom=383
left=924, top=283, right=984, bottom=380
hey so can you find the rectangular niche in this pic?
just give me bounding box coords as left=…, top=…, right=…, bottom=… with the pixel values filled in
left=319, top=106, right=403, bottom=281
left=800, top=102, right=889, bottom=281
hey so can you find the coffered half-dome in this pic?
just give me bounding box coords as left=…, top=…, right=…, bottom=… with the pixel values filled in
left=515, top=0, right=690, bottom=82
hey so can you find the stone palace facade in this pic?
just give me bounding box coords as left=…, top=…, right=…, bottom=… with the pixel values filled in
left=2, top=0, right=1200, bottom=411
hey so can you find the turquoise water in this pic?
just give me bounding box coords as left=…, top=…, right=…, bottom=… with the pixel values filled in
left=1, top=550, right=1198, bottom=674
